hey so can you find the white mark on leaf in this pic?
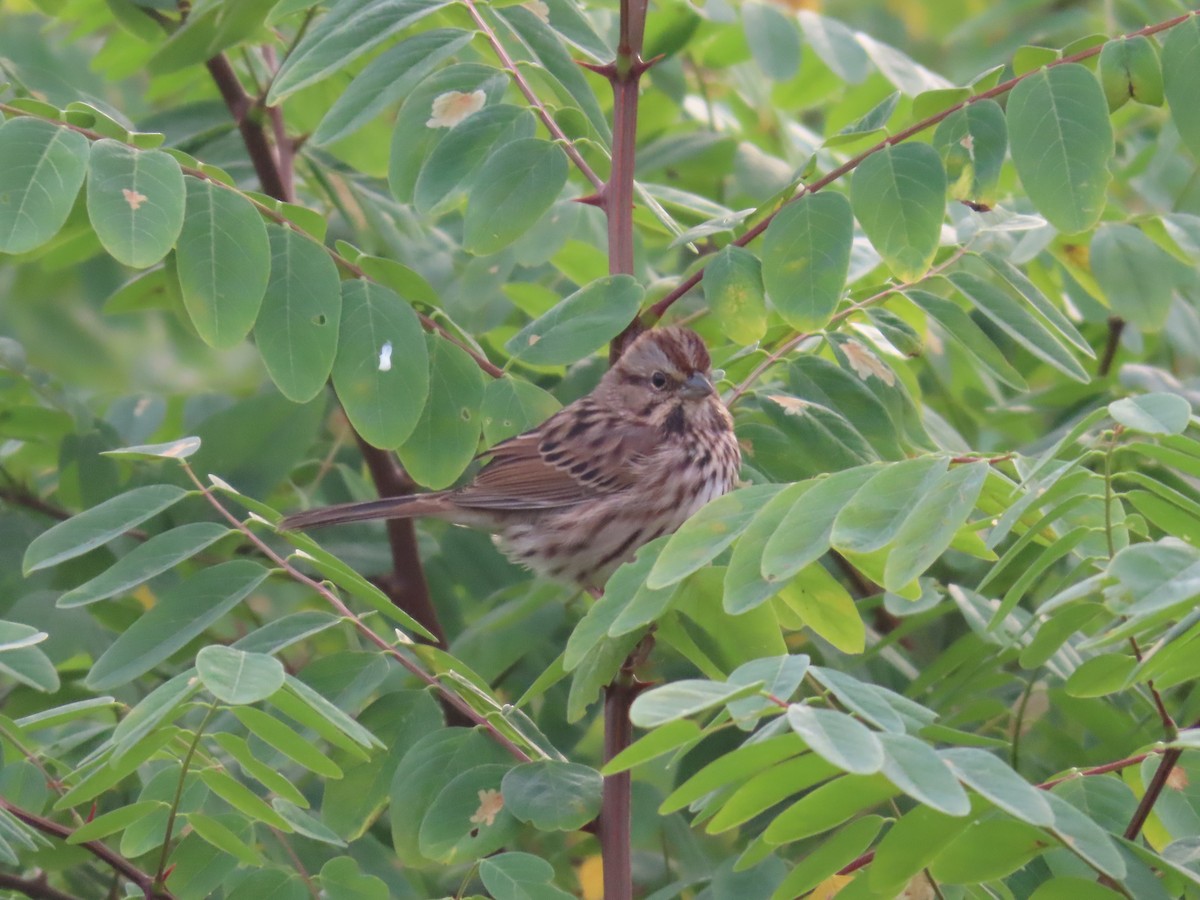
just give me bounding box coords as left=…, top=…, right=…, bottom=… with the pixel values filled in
left=378, top=341, right=393, bottom=372
left=843, top=340, right=896, bottom=385
left=523, top=0, right=550, bottom=22
left=427, top=90, right=486, bottom=128
left=470, top=789, right=504, bottom=828
left=123, top=188, right=148, bottom=210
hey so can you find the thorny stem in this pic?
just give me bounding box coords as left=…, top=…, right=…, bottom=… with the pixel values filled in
left=463, top=0, right=604, bottom=191
left=601, top=669, right=637, bottom=900
left=178, top=462, right=531, bottom=762
left=154, top=703, right=217, bottom=888
left=1098, top=316, right=1126, bottom=376
left=644, top=11, right=1200, bottom=325
left=0, top=799, right=174, bottom=900
left=0, top=871, right=81, bottom=900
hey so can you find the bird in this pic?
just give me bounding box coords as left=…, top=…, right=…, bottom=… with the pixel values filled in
left=280, top=327, right=741, bottom=591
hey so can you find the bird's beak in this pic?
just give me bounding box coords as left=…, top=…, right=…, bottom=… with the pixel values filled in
left=680, top=371, right=715, bottom=399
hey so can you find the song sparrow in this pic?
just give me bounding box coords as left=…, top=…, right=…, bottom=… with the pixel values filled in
left=281, top=327, right=740, bottom=591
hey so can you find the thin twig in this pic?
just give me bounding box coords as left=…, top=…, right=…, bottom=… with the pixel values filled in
left=178, top=462, right=530, bottom=762
left=1098, top=316, right=1125, bottom=377
left=0, top=871, right=82, bottom=900
left=645, top=11, right=1200, bottom=324
left=0, top=799, right=174, bottom=900
left=462, top=0, right=604, bottom=191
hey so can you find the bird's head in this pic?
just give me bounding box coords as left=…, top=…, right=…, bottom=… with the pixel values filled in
left=598, top=327, right=724, bottom=430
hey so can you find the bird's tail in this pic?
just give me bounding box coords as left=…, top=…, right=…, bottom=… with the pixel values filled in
left=279, top=493, right=451, bottom=531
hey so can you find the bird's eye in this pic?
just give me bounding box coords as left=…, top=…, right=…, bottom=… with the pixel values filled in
left=650, top=371, right=669, bottom=390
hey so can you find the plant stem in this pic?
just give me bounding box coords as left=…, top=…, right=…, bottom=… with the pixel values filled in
left=0, top=871, right=82, bottom=900
left=179, top=462, right=531, bottom=762
left=601, top=671, right=636, bottom=900
left=154, top=704, right=217, bottom=887
left=0, top=799, right=174, bottom=900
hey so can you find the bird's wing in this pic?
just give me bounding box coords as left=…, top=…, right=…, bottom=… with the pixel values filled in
left=454, top=402, right=658, bottom=510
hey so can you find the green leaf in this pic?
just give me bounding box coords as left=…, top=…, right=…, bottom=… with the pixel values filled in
left=481, top=376, right=561, bottom=445
left=1030, top=878, right=1125, bottom=900
left=1006, top=63, right=1114, bottom=233
left=58, top=522, right=230, bottom=608
left=313, top=29, right=475, bottom=146
left=480, top=852, right=574, bottom=900
left=724, top=482, right=812, bottom=614
left=659, top=733, right=804, bottom=814
left=501, top=761, right=602, bottom=831
left=255, top=224, right=342, bottom=403
left=199, top=769, right=292, bottom=831
left=67, top=801, right=168, bottom=844
left=272, top=798, right=348, bottom=846
left=630, top=680, right=761, bottom=728
left=1164, top=16, right=1200, bottom=158
left=1091, top=224, right=1182, bottom=332
left=786, top=705, right=885, bottom=775
left=600, top=719, right=701, bottom=774
left=109, top=669, right=200, bottom=762
left=1045, top=791, right=1126, bottom=879
left=388, top=64, right=511, bottom=202
left=86, top=139, right=185, bottom=268
left=878, top=732, right=970, bottom=815
left=883, top=462, right=987, bottom=591
left=196, top=646, right=286, bottom=705
left=414, top=104, right=537, bottom=216
left=505, top=275, right=643, bottom=365
left=397, top=335, right=486, bottom=489
left=706, top=753, right=840, bottom=833
left=332, top=279, right=430, bottom=448
left=1100, top=36, right=1163, bottom=111
left=268, top=0, right=453, bottom=102
left=869, top=805, right=975, bottom=894
left=418, top=764, right=518, bottom=863
left=777, top=564, right=864, bottom=654
left=850, top=143, right=947, bottom=281
left=831, top=456, right=949, bottom=553
left=1109, top=393, right=1191, bottom=435
left=771, top=815, right=884, bottom=900
left=232, top=707, right=343, bottom=778
left=86, top=561, right=269, bottom=690
left=176, top=178, right=270, bottom=349
left=0, top=117, right=89, bottom=254
left=463, top=139, right=568, bottom=255
left=704, top=245, right=768, bottom=344
left=906, top=289, right=1027, bottom=390
left=647, top=484, right=782, bottom=589
left=727, top=654, right=810, bottom=727
left=763, top=773, right=897, bottom=845
left=932, top=99, right=1007, bottom=207
left=929, top=817, right=1049, bottom=883
left=185, top=812, right=263, bottom=866
left=24, top=484, right=190, bottom=574
left=807, top=666, right=904, bottom=732
left=938, top=750, right=1053, bottom=823
left=1064, top=654, right=1136, bottom=698
left=210, top=733, right=309, bottom=809
left=760, top=466, right=877, bottom=583
left=947, top=272, right=1089, bottom=382
left=743, top=1, right=801, bottom=81
left=0, top=634, right=57, bottom=692
left=226, top=871, right=309, bottom=900
left=100, top=437, right=202, bottom=460
left=761, top=191, right=853, bottom=330
left=319, top=856, right=387, bottom=900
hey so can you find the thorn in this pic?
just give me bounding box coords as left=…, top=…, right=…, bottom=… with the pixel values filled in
left=162, top=864, right=176, bottom=882
left=87, top=802, right=97, bottom=823
left=578, top=59, right=618, bottom=80
left=574, top=192, right=605, bottom=207
left=632, top=53, right=665, bottom=75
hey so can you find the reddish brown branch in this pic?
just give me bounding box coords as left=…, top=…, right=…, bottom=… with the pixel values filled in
left=0, top=800, right=173, bottom=900
left=204, top=54, right=290, bottom=202
left=601, top=673, right=636, bottom=900
left=0, top=871, right=81, bottom=900
left=645, top=11, right=1199, bottom=324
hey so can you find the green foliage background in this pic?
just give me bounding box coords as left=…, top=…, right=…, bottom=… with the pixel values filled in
left=3, top=0, right=1200, bottom=897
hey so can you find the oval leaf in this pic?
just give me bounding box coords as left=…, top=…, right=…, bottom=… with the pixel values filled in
left=196, top=645, right=286, bottom=705
left=87, top=139, right=185, bottom=267
left=0, top=117, right=89, bottom=254
left=786, top=704, right=885, bottom=775
left=176, top=178, right=270, bottom=349
left=1109, top=393, right=1191, bottom=435
left=463, top=138, right=568, bottom=255
left=501, top=761, right=602, bottom=831
left=762, top=191, right=853, bottom=330
left=255, top=224, right=342, bottom=403
left=1007, top=63, right=1114, bottom=233
left=851, top=143, right=946, bottom=281
left=1164, top=15, right=1200, bottom=158
left=332, top=279, right=430, bottom=448
left=505, top=275, right=643, bottom=365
